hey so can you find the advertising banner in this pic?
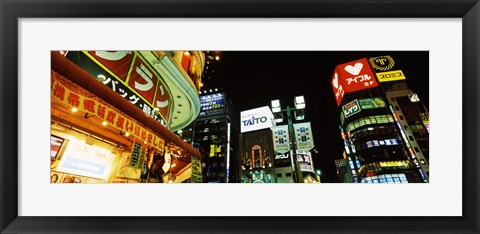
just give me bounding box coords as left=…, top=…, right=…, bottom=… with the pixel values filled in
left=336, top=58, right=379, bottom=93
left=272, top=125, right=290, bottom=154
left=191, top=156, right=203, bottom=183
left=420, top=112, right=430, bottom=132
left=293, top=122, right=314, bottom=151
left=331, top=67, right=344, bottom=106
left=368, top=55, right=406, bottom=82
left=296, top=150, right=314, bottom=173
left=199, top=93, right=226, bottom=117
left=51, top=76, right=165, bottom=153
left=358, top=97, right=387, bottom=109
left=129, top=142, right=145, bottom=169
left=240, top=106, right=275, bottom=133
left=375, top=70, right=406, bottom=82
left=342, top=100, right=361, bottom=118
left=274, top=151, right=292, bottom=168
left=65, top=51, right=172, bottom=126
left=368, top=55, right=396, bottom=71
left=56, top=140, right=115, bottom=180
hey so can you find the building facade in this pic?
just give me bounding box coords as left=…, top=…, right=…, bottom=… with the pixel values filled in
left=51, top=51, right=204, bottom=184
left=331, top=57, right=428, bottom=183
left=181, top=91, right=237, bottom=183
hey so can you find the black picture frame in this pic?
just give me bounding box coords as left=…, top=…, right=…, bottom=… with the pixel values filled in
left=1, top=0, right=478, bottom=233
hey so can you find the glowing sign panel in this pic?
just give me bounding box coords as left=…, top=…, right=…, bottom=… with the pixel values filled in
left=375, top=70, right=406, bottom=82
left=240, top=106, right=275, bottom=133
left=199, top=93, right=226, bottom=117
left=342, top=99, right=361, bottom=118
left=331, top=58, right=379, bottom=106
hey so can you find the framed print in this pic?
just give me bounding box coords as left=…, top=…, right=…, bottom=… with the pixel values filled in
left=1, top=0, right=479, bottom=234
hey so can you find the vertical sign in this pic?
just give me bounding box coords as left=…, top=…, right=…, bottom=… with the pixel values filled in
left=293, top=122, right=315, bottom=151
left=296, top=150, right=314, bottom=172
left=272, top=125, right=290, bottom=154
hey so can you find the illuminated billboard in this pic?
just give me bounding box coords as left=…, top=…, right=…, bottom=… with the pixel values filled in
left=358, top=97, right=387, bottom=109
left=240, top=106, right=275, bottom=133
left=369, top=55, right=395, bottom=71
left=342, top=100, right=361, bottom=118
left=368, top=55, right=406, bottom=82
left=198, top=93, right=226, bottom=117
left=274, top=151, right=292, bottom=168
left=272, top=125, right=290, bottom=154
left=331, top=68, right=344, bottom=106
left=65, top=51, right=172, bottom=127
left=375, top=70, right=406, bottom=82
left=331, top=58, right=379, bottom=106
left=296, top=150, right=314, bottom=173
left=56, top=140, right=115, bottom=180
left=293, top=122, right=315, bottom=151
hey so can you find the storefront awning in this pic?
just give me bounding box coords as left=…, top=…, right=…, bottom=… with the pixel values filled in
left=51, top=52, right=201, bottom=160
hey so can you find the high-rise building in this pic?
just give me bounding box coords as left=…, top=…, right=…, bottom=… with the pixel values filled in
left=331, top=57, right=428, bottom=183
left=181, top=91, right=236, bottom=183
left=369, top=55, right=430, bottom=180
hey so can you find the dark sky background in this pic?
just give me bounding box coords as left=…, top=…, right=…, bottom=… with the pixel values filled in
left=202, top=51, right=429, bottom=183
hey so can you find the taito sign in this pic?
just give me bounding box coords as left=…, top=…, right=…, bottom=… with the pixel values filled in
left=331, top=58, right=379, bottom=106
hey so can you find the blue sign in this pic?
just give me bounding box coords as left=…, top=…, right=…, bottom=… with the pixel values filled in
left=199, top=93, right=225, bottom=117
left=62, top=157, right=106, bottom=176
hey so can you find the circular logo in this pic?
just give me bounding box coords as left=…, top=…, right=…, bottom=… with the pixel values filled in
left=369, top=55, right=395, bottom=71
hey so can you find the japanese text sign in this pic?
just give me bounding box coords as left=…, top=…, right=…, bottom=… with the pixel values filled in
left=52, top=76, right=165, bottom=153
left=342, top=99, right=361, bottom=118
left=331, top=67, right=345, bottom=106
left=331, top=58, right=379, bottom=106
left=199, top=93, right=226, bottom=117
left=66, top=51, right=172, bottom=127
left=358, top=97, right=387, bottom=109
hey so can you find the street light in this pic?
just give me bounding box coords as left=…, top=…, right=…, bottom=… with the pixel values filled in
left=294, top=96, right=305, bottom=109
left=315, top=169, right=321, bottom=183
left=270, top=96, right=306, bottom=183
left=271, top=99, right=284, bottom=123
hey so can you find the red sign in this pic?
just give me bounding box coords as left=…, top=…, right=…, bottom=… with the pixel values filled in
left=331, top=67, right=344, bottom=106
left=80, top=51, right=172, bottom=125
left=127, top=57, right=160, bottom=103
left=154, top=83, right=171, bottom=123
left=331, top=58, right=379, bottom=106
left=88, top=51, right=134, bottom=81
left=337, top=58, right=378, bottom=93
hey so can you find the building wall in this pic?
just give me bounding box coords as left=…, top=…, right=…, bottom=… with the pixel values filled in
left=275, top=167, right=294, bottom=183
left=240, top=129, right=275, bottom=183
left=386, top=90, right=429, bottom=179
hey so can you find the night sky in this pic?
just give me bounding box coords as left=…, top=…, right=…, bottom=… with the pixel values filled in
left=202, top=51, right=429, bottom=183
